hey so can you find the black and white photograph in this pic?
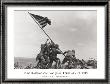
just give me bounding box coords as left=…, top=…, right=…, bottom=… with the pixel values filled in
left=5, top=6, right=106, bottom=80
left=14, top=10, right=97, bottom=69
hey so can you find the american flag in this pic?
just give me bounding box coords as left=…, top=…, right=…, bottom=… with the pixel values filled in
left=29, top=13, right=51, bottom=29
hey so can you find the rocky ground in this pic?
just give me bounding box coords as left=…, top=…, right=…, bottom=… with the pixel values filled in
left=14, top=57, right=97, bottom=69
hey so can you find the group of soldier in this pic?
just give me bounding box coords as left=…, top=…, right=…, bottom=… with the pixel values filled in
left=14, top=39, right=97, bottom=69
left=36, top=39, right=77, bottom=69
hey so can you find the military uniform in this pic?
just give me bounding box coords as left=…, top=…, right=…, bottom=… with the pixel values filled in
left=62, top=50, right=76, bottom=69
left=36, top=41, right=50, bottom=69
left=46, top=43, right=62, bottom=69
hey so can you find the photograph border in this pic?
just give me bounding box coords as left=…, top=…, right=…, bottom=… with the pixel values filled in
left=1, top=0, right=109, bottom=83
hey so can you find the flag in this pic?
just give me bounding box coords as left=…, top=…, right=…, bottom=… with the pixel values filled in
left=29, top=13, right=51, bottom=29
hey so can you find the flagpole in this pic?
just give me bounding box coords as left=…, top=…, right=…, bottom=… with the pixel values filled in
left=28, top=12, right=65, bottom=56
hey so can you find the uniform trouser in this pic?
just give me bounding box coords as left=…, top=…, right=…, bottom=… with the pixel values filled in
left=36, top=55, right=50, bottom=69
left=62, top=56, right=72, bottom=64
left=43, top=54, right=50, bottom=64
left=47, top=57, right=60, bottom=69
left=62, top=56, right=75, bottom=68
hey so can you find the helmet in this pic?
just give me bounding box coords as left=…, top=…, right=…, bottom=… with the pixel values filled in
left=55, top=44, right=59, bottom=48
left=72, top=50, right=75, bottom=53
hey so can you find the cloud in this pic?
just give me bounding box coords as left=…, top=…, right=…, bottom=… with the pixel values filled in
left=70, top=28, right=78, bottom=32
left=77, top=43, right=85, bottom=46
left=75, top=11, right=96, bottom=20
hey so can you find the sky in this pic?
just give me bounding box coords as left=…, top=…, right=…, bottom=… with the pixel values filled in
left=14, top=10, right=97, bottom=60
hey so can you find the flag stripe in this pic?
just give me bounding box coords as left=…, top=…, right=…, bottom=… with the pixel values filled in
left=38, top=18, right=45, bottom=23
left=42, top=23, right=47, bottom=28
left=37, top=19, right=44, bottom=23
left=39, top=21, right=47, bottom=25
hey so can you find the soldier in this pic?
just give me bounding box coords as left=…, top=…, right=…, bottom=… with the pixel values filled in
left=62, top=50, right=76, bottom=69
left=41, top=43, right=50, bottom=64
left=36, top=52, right=47, bottom=69
left=46, top=42, right=62, bottom=69
left=36, top=39, right=50, bottom=69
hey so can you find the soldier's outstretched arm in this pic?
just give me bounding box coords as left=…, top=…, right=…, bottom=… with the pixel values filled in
left=57, top=49, right=66, bottom=57
left=63, top=51, right=67, bottom=55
